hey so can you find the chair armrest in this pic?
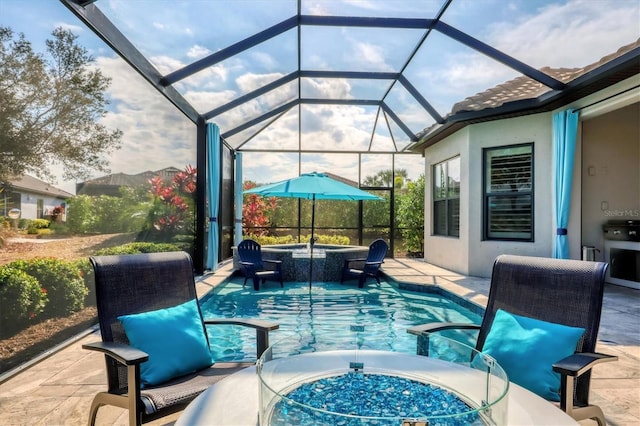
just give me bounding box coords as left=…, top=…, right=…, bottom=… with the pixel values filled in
left=364, top=261, right=383, bottom=267
left=343, top=258, right=366, bottom=268
left=239, top=261, right=256, bottom=267
left=407, top=322, right=481, bottom=336
left=553, top=352, right=618, bottom=377
left=262, top=259, right=282, bottom=271
left=204, top=318, right=279, bottom=358
left=204, top=318, right=279, bottom=331
left=82, top=341, right=149, bottom=365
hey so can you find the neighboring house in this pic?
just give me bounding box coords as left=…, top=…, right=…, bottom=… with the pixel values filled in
left=1, top=175, right=74, bottom=221
left=410, top=40, right=639, bottom=284
left=76, top=167, right=181, bottom=196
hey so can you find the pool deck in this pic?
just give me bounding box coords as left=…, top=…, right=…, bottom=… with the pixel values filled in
left=0, top=258, right=638, bottom=426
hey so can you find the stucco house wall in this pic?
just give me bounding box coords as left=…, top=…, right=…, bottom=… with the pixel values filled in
left=2, top=175, right=73, bottom=221
left=424, top=128, right=470, bottom=273
left=17, top=193, right=67, bottom=221
left=422, top=75, right=639, bottom=278
left=424, top=114, right=554, bottom=277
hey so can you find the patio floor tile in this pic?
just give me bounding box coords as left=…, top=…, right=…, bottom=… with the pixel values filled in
left=0, top=258, right=637, bottom=426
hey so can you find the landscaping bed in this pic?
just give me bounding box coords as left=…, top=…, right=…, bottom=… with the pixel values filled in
left=0, top=233, right=136, bottom=375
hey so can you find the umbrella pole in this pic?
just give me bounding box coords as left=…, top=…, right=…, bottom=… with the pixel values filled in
left=309, top=196, right=316, bottom=288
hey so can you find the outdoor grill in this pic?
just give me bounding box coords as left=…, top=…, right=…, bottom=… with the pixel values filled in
left=602, top=219, right=640, bottom=288
left=602, top=219, right=640, bottom=242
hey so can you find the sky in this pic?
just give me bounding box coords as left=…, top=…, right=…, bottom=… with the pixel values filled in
left=1, top=0, right=639, bottom=193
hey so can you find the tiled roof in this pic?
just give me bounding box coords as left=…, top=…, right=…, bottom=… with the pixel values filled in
left=450, top=38, right=640, bottom=115
left=81, top=167, right=182, bottom=187
left=5, top=175, right=74, bottom=199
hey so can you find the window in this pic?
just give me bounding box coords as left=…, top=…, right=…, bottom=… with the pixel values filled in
left=433, top=156, right=460, bottom=237
left=483, top=144, right=533, bottom=241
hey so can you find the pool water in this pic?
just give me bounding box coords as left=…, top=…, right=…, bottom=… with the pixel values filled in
left=200, top=279, right=482, bottom=362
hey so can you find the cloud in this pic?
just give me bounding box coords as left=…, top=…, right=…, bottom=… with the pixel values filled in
left=93, top=56, right=196, bottom=177
left=487, top=0, right=639, bottom=68
left=54, top=22, right=84, bottom=34
left=187, top=45, right=212, bottom=60
left=349, top=41, right=391, bottom=71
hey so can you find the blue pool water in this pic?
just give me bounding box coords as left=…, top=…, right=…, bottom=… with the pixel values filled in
left=199, top=279, right=482, bottom=362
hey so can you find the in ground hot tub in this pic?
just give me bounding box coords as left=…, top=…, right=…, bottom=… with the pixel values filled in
left=232, top=243, right=370, bottom=282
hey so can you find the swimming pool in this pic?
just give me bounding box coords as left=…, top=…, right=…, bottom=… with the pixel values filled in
left=199, top=279, right=483, bottom=362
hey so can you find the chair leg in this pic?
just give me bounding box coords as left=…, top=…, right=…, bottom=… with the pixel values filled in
left=87, top=396, right=101, bottom=426
left=253, top=277, right=260, bottom=291
left=358, top=275, right=365, bottom=288
left=87, top=392, right=131, bottom=426
left=569, top=405, right=606, bottom=426
left=242, top=276, right=248, bottom=288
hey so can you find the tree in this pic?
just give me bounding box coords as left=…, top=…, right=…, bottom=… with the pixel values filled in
left=396, top=175, right=425, bottom=255
left=362, top=169, right=408, bottom=188
left=0, top=26, right=122, bottom=183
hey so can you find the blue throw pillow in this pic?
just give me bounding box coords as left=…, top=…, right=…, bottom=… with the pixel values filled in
left=118, top=299, right=214, bottom=387
left=482, top=309, right=585, bottom=401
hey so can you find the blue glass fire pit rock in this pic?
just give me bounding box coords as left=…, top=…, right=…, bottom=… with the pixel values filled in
left=269, top=372, right=482, bottom=426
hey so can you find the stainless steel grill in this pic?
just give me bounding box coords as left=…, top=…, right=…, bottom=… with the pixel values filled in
left=602, top=219, right=640, bottom=242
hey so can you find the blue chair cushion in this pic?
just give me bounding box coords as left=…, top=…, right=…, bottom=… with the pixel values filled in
left=118, top=299, right=214, bottom=387
left=482, top=309, right=585, bottom=401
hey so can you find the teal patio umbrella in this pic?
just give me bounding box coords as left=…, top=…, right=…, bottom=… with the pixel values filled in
left=244, top=172, right=381, bottom=287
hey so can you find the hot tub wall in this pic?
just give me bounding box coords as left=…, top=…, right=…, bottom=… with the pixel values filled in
left=232, top=244, right=370, bottom=282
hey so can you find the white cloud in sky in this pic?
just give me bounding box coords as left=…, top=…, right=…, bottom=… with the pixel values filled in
left=187, top=45, right=211, bottom=60
left=487, top=0, right=640, bottom=68
left=26, top=0, right=636, bottom=190
left=411, top=0, right=639, bottom=115
left=54, top=22, right=84, bottom=34
left=95, top=56, right=196, bottom=177
left=348, top=41, right=391, bottom=72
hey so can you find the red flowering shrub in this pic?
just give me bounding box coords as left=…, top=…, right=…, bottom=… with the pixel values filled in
left=147, top=165, right=196, bottom=236
left=242, top=181, right=277, bottom=236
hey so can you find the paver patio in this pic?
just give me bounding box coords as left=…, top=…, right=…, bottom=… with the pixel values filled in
left=0, top=258, right=638, bottom=425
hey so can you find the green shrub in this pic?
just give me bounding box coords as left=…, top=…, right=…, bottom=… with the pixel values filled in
left=244, top=234, right=350, bottom=246
left=396, top=175, right=425, bottom=255
left=8, top=258, right=88, bottom=318
left=49, top=222, right=72, bottom=235
left=73, top=258, right=96, bottom=307
left=94, top=242, right=181, bottom=256
left=306, top=234, right=350, bottom=245
left=28, top=219, right=51, bottom=230
left=0, top=266, right=47, bottom=335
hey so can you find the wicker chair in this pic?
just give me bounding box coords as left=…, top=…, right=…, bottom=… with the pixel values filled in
left=340, top=239, right=389, bottom=288
left=84, top=251, right=279, bottom=426
left=237, top=239, right=283, bottom=290
left=408, top=254, right=617, bottom=425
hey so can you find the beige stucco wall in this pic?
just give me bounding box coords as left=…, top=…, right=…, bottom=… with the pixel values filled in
left=424, top=114, right=556, bottom=277
left=422, top=76, right=639, bottom=278
left=563, top=75, right=640, bottom=262
left=580, top=103, right=640, bottom=261
left=424, top=128, right=470, bottom=273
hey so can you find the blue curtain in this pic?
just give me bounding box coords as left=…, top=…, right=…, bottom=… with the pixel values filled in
left=206, top=123, right=220, bottom=270
left=234, top=152, right=243, bottom=246
left=552, top=109, right=579, bottom=259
